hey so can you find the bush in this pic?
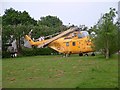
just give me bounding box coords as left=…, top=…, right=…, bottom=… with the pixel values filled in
left=2, top=51, right=11, bottom=58
left=21, top=47, right=58, bottom=56
left=2, top=47, right=58, bottom=58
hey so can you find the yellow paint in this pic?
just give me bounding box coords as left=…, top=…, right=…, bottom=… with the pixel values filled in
left=25, top=29, right=94, bottom=54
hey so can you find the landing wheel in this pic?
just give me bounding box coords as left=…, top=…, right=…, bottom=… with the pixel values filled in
left=66, top=53, right=71, bottom=57
left=65, top=54, right=69, bottom=57
left=62, top=54, right=70, bottom=57
left=84, top=53, right=88, bottom=56
left=91, top=53, right=95, bottom=56
left=79, top=53, right=83, bottom=56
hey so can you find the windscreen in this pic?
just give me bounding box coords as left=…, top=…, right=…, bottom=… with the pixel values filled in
left=78, top=31, right=89, bottom=38
left=81, top=31, right=89, bottom=37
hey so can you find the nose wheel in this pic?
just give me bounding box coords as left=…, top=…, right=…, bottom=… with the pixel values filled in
left=62, top=53, right=70, bottom=57
left=84, top=53, right=88, bottom=56
left=91, top=53, right=95, bottom=56
left=79, top=53, right=83, bottom=56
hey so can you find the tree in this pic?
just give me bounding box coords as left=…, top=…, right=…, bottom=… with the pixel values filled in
left=117, top=16, right=120, bottom=52
left=38, top=15, right=63, bottom=28
left=3, top=8, right=37, bottom=25
left=2, top=8, right=37, bottom=54
left=36, top=15, right=65, bottom=39
left=94, top=8, right=118, bottom=59
left=0, top=16, right=2, bottom=34
left=2, top=8, right=67, bottom=57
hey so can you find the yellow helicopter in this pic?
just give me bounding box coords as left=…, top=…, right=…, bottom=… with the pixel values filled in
left=25, top=27, right=95, bottom=56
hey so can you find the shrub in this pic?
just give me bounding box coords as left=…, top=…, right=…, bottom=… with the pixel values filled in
left=21, top=47, right=58, bottom=56
left=2, top=51, right=11, bottom=58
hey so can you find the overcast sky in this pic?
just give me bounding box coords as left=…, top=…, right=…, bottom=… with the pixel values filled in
left=1, top=0, right=119, bottom=28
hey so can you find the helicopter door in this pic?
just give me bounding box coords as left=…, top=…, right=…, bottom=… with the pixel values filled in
left=65, top=42, right=70, bottom=53
left=70, top=41, right=78, bottom=54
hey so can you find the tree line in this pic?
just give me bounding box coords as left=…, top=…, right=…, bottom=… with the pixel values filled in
left=2, top=7, right=120, bottom=59
left=2, top=8, right=67, bottom=57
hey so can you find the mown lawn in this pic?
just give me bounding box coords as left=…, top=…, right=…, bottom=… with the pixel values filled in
left=2, top=54, right=118, bottom=88
left=0, top=58, right=2, bottom=89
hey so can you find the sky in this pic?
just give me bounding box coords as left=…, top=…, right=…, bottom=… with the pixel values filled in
left=0, top=0, right=119, bottom=28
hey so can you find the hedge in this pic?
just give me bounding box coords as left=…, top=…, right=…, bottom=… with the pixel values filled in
left=21, top=47, right=58, bottom=56
left=2, top=47, right=59, bottom=58
left=2, top=51, right=11, bottom=58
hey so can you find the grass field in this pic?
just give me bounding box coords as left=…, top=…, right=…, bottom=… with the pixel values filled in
left=2, top=54, right=118, bottom=88
left=0, top=58, right=2, bottom=89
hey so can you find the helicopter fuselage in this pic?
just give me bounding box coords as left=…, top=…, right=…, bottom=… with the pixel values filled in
left=48, top=33, right=94, bottom=54
left=25, top=28, right=95, bottom=55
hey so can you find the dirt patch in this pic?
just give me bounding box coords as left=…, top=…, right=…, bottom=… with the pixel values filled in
left=54, top=69, right=65, bottom=78
left=7, top=77, right=16, bottom=82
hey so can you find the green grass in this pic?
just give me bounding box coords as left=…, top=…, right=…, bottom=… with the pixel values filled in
left=0, top=58, right=2, bottom=88
left=2, top=54, right=118, bottom=88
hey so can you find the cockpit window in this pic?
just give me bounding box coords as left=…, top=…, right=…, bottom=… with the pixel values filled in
left=78, top=31, right=89, bottom=38
left=81, top=31, right=89, bottom=37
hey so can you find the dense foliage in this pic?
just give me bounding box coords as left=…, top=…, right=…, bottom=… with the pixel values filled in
left=3, top=8, right=37, bottom=25
left=38, top=15, right=63, bottom=27
left=92, top=8, right=119, bottom=59
left=2, top=8, right=66, bottom=58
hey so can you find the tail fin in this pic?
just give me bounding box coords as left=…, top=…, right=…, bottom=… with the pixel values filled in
left=25, top=35, right=35, bottom=45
